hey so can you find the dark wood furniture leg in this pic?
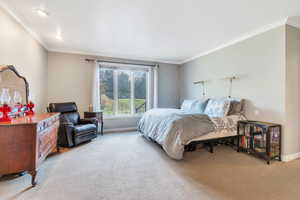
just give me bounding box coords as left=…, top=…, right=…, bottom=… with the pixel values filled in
left=29, top=170, right=37, bottom=186
left=101, top=121, right=104, bottom=135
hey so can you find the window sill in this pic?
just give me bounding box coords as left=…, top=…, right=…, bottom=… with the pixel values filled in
left=104, top=114, right=143, bottom=120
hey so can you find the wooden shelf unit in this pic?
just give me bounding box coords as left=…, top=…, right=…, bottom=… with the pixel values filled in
left=237, top=120, right=281, bottom=164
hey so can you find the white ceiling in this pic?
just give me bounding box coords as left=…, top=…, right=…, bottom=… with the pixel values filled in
left=1, top=0, right=300, bottom=64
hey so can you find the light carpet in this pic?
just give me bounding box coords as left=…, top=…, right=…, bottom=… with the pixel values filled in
left=1, top=132, right=300, bottom=200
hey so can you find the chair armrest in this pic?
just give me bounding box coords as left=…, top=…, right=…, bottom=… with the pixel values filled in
left=80, top=118, right=98, bottom=124
left=79, top=118, right=98, bottom=129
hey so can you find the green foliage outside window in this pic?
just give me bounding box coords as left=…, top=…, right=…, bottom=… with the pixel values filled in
left=100, top=68, right=147, bottom=115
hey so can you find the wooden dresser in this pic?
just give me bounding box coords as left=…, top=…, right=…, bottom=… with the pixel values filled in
left=0, top=113, right=60, bottom=186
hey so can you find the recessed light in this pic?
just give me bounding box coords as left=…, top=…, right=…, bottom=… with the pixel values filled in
left=56, top=34, right=63, bottom=41
left=35, top=9, right=49, bottom=17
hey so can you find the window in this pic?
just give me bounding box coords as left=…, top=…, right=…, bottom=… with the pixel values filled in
left=100, top=66, right=148, bottom=116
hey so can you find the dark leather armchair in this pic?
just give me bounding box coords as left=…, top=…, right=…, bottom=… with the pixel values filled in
left=48, top=102, right=98, bottom=147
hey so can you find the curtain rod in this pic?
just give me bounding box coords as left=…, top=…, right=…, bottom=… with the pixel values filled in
left=85, top=59, right=158, bottom=67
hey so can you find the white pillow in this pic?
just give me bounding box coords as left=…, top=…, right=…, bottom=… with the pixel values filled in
left=181, top=100, right=195, bottom=111
left=204, top=98, right=231, bottom=117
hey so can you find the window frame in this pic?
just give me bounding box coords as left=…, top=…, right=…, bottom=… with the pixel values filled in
left=99, top=66, right=149, bottom=118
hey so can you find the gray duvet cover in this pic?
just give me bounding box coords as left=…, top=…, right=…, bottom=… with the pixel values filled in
left=138, top=109, right=215, bottom=160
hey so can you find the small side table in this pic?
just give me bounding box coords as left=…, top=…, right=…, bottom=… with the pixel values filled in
left=84, top=111, right=103, bottom=135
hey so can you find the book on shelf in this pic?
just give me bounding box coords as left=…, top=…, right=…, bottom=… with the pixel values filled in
left=240, top=136, right=249, bottom=149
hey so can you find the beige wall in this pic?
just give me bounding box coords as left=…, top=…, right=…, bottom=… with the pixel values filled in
left=48, top=52, right=180, bottom=130
left=285, top=25, right=300, bottom=156
left=48, top=53, right=93, bottom=114
left=0, top=7, right=48, bottom=113
left=180, top=26, right=286, bottom=123
left=180, top=26, right=289, bottom=153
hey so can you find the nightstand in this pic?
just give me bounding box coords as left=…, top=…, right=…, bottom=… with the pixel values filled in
left=84, top=111, right=104, bottom=135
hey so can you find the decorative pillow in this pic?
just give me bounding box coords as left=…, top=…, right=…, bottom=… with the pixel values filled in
left=228, top=98, right=245, bottom=115
left=181, top=99, right=209, bottom=113
left=189, top=99, right=209, bottom=113
left=181, top=100, right=195, bottom=111
left=204, top=98, right=231, bottom=117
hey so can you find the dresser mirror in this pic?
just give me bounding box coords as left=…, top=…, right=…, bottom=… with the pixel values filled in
left=0, top=65, right=29, bottom=107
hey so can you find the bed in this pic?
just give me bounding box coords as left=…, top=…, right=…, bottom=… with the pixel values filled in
left=137, top=97, right=245, bottom=160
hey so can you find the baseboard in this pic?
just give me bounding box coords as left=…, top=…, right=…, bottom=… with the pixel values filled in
left=104, top=127, right=137, bottom=133
left=281, top=152, right=300, bottom=162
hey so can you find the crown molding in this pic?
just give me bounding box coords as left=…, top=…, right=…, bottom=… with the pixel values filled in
left=0, top=1, right=48, bottom=49
left=0, top=2, right=291, bottom=66
left=48, top=48, right=181, bottom=65
left=180, top=17, right=289, bottom=65
left=286, top=16, right=300, bottom=29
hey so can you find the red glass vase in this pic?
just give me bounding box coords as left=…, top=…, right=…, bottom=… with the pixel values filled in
left=26, top=101, right=35, bottom=116
left=0, top=104, right=12, bottom=122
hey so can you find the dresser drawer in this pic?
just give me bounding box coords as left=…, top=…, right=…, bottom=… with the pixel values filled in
left=38, top=121, right=59, bottom=161
left=39, top=141, right=53, bottom=160
left=37, top=115, right=60, bottom=132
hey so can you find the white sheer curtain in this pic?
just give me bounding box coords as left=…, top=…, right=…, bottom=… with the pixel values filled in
left=153, top=64, right=159, bottom=108
left=147, top=64, right=159, bottom=109
left=92, top=62, right=101, bottom=112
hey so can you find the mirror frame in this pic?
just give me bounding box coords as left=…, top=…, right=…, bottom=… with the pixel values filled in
left=0, top=65, right=29, bottom=104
